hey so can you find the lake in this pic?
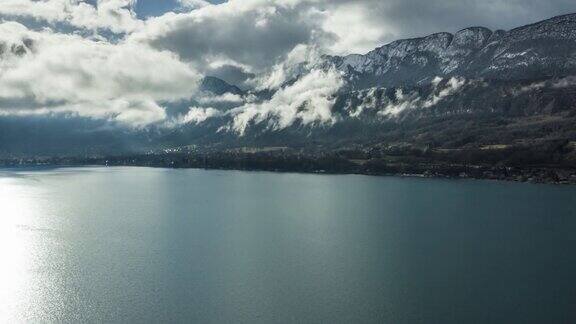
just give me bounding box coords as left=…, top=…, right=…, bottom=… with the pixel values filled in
left=0, top=167, right=575, bottom=323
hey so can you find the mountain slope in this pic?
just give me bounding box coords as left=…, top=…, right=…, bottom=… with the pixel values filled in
left=200, top=76, right=244, bottom=96
left=327, top=13, right=576, bottom=89
left=1, top=13, right=576, bottom=165
left=146, top=13, right=576, bottom=177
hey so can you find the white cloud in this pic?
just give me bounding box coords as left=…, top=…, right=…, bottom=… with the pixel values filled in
left=229, top=68, right=344, bottom=135
left=0, top=0, right=142, bottom=34
left=174, top=68, right=345, bottom=135
left=374, top=77, right=468, bottom=117
left=422, top=77, right=466, bottom=108
left=0, top=22, right=201, bottom=126
left=320, top=2, right=393, bottom=55
left=251, top=44, right=323, bottom=90
left=178, top=0, right=212, bottom=10
left=197, top=93, right=245, bottom=105
left=379, top=89, right=421, bottom=117
left=516, top=75, right=576, bottom=95
left=0, top=0, right=71, bottom=23
left=182, top=107, right=223, bottom=124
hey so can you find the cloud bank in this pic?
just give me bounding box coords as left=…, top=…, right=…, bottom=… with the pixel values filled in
left=0, top=21, right=200, bottom=126
left=0, top=0, right=142, bottom=33
left=0, top=0, right=574, bottom=129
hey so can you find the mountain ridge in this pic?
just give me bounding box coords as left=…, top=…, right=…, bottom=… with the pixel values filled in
left=1, top=13, right=576, bottom=164
left=318, top=13, right=576, bottom=90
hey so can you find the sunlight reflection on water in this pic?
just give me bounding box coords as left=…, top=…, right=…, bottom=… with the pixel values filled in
left=0, top=173, right=68, bottom=322
left=0, top=177, right=40, bottom=322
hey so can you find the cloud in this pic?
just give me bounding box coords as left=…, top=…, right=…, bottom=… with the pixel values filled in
left=177, top=0, right=212, bottom=10
left=131, top=0, right=326, bottom=75
left=320, top=1, right=394, bottom=55
left=132, top=0, right=576, bottom=79
left=516, top=75, right=576, bottom=94
left=368, top=77, right=469, bottom=117
left=379, top=89, right=421, bottom=117
left=170, top=68, right=345, bottom=134
left=321, top=0, right=576, bottom=55
left=0, top=0, right=575, bottom=130
left=0, top=21, right=201, bottom=126
left=422, top=77, right=466, bottom=108
left=197, top=93, right=244, bottom=105
left=228, top=68, right=344, bottom=135
left=551, top=75, right=576, bottom=88
left=250, top=44, right=324, bottom=90
left=0, top=0, right=142, bottom=33
left=182, top=107, right=223, bottom=124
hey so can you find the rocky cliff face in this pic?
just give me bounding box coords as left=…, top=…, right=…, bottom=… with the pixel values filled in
left=326, top=13, right=576, bottom=89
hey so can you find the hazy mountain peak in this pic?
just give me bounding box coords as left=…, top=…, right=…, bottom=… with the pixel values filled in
left=200, top=76, right=244, bottom=96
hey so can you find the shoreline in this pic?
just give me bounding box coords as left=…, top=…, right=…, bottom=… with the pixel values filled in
left=2, top=160, right=575, bottom=186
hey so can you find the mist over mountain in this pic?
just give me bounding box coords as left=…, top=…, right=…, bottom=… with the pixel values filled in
left=157, top=14, right=576, bottom=155
left=1, top=12, right=576, bottom=160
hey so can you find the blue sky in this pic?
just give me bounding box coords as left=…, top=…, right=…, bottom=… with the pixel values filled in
left=135, top=0, right=227, bottom=18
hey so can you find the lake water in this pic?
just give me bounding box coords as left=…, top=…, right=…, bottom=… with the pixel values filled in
left=0, top=167, right=575, bottom=323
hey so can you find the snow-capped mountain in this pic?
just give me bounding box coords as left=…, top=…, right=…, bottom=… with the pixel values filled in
left=2, top=13, right=576, bottom=156
left=173, top=13, right=576, bottom=139
left=326, top=13, right=576, bottom=90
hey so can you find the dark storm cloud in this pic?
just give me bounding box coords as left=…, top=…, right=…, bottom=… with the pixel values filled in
left=350, top=0, right=576, bottom=40
left=136, top=2, right=322, bottom=71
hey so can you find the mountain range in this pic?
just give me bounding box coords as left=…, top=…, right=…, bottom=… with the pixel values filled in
left=169, top=13, right=576, bottom=157
left=2, top=13, right=576, bottom=169
left=329, top=13, right=576, bottom=88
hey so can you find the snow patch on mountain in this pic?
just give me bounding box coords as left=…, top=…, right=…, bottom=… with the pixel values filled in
left=323, top=13, right=576, bottom=89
